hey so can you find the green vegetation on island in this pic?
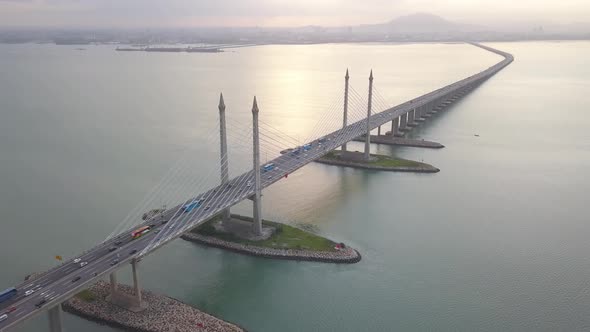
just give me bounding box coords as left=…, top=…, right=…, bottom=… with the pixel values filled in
left=323, top=151, right=429, bottom=168
left=75, top=289, right=97, bottom=302
left=193, top=215, right=338, bottom=252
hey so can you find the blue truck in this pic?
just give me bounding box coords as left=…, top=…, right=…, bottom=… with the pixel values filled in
left=182, top=199, right=203, bottom=213
left=0, top=287, right=17, bottom=304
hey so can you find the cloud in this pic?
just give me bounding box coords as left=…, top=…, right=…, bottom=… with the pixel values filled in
left=0, top=0, right=588, bottom=28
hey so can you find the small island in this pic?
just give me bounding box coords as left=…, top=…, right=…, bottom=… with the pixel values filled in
left=182, top=214, right=361, bottom=264
left=315, top=150, right=439, bottom=173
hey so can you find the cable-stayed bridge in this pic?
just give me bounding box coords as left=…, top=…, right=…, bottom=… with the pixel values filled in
left=0, top=43, right=513, bottom=332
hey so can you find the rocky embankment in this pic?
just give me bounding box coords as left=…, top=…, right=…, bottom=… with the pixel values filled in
left=181, top=232, right=361, bottom=263
left=63, top=281, right=245, bottom=332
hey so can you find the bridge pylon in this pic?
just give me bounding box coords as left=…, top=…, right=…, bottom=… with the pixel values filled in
left=341, top=69, right=350, bottom=152
left=364, top=70, right=373, bottom=161
left=251, top=97, right=263, bottom=236
left=218, top=93, right=231, bottom=226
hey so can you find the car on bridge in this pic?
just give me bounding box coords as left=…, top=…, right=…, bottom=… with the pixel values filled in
left=71, top=276, right=81, bottom=283
left=303, top=143, right=312, bottom=151
left=35, top=299, right=46, bottom=308
left=3, top=307, right=16, bottom=315
left=263, top=163, right=275, bottom=172
left=0, top=314, right=7, bottom=323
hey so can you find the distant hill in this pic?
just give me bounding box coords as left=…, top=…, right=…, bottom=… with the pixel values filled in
left=355, top=13, right=487, bottom=35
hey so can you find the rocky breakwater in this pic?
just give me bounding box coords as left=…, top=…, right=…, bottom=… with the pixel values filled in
left=63, top=281, right=245, bottom=332
left=181, top=232, right=361, bottom=264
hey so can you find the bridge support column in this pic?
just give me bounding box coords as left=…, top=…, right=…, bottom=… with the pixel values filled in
left=390, top=117, right=400, bottom=137
left=429, top=101, right=437, bottom=114
left=377, top=125, right=381, bottom=136
left=131, top=259, right=143, bottom=308
left=416, top=106, right=425, bottom=121
left=108, top=268, right=146, bottom=312
left=251, top=97, right=263, bottom=236
left=48, top=304, right=63, bottom=332
left=407, top=109, right=416, bottom=127
left=399, top=113, right=408, bottom=132
left=342, top=69, right=349, bottom=152
left=218, top=93, right=230, bottom=225
left=109, top=272, right=118, bottom=294
left=364, top=70, right=374, bottom=161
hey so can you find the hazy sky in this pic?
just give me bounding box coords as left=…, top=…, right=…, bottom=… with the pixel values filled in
left=0, top=0, right=588, bottom=28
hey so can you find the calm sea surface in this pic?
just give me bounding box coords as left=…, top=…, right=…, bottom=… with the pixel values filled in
left=1, top=41, right=589, bottom=331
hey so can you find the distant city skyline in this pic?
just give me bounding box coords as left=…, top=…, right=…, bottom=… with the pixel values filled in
left=0, top=0, right=589, bottom=28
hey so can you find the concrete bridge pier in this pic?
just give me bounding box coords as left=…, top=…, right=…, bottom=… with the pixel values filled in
left=364, top=70, right=373, bottom=161
left=377, top=125, right=381, bottom=136
left=108, top=264, right=145, bottom=312
left=218, top=93, right=231, bottom=225
left=341, top=69, right=350, bottom=152
left=416, top=105, right=426, bottom=122
left=399, top=113, right=408, bottom=132
left=390, top=117, right=400, bottom=137
left=251, top=97, right=263, bottom=235
left=429, top=100, right=439, bottom=114
left=48, top=304, right=63, bottom=332
left=131, top=260, right=143, bottom=308
left=109, top=272, right=118, bottom=295
left=407, top=109, right=417, bottom=127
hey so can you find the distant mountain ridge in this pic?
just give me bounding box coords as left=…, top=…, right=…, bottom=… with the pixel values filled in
left=356, top=13, right=487, bottom=34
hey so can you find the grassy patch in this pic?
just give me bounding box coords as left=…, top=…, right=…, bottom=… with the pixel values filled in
left=372, top=155, right=424, bottom=167
left=75, top=289, right=96, bottom=302
left=323, top=151, right=427, bottom=168
left=193, top=215, right=337, bottom=252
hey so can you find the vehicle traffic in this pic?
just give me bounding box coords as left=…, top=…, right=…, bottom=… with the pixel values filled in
left=0, top=314, right=7, bottom=322
left=24, top=290, right=34, bottom=297
left=0, top=288, right=16, bottom=304
left=71, top=276, right=81, bottom=283
left=35, top=299, right=46, bottom=308
left=79, top=261, right=88, bottom=267
left=131, top=226, right=151, bottom=239
left=263, top=163, right=275, bottom=172
left=181, top=199, right=202, bottom=213
left=3, top=307, right=16, bottom=314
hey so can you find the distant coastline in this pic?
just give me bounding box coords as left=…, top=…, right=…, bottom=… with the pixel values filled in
left=116, top=46, right=224, bottom=53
